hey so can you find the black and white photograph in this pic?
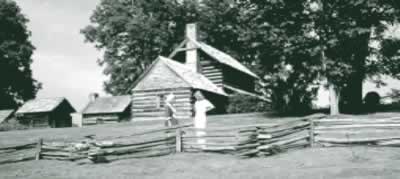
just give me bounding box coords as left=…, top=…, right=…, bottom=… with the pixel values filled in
left=1, top=0, right=400, bottom=178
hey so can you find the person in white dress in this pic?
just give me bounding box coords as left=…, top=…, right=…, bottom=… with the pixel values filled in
left=193, top=91, right=215, bottom=148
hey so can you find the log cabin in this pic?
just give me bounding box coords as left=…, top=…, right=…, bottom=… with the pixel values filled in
left=81, top=94, right=132, bottom=125
left=15, top=98, right=76, bottom=128
left=131, top=23, right=260, bottom=121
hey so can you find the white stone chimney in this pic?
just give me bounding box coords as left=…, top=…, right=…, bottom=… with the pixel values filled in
left=185, top=23, right=199, bottom=72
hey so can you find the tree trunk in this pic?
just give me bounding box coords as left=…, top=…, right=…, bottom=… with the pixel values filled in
left=340, top=74, right=363, bottom=113
left=329, top=84, right=340, bottom=115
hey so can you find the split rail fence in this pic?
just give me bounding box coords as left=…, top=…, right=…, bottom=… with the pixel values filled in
left=2, top=115, right=400, bottom=165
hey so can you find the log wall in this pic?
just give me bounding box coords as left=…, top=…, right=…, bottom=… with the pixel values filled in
left=132, top=88, right=193, bottom=121
left=17, top=113, right=50, bottom=128
left=199, top=58, right=223, bottom=87
left=82, top=114, right=121, bottom=125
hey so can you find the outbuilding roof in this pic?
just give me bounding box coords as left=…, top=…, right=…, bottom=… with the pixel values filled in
left=82, top=95, right=131, bottom=115
left=16, top=97, right=74, bottom=114
left=0, top=109, right=14, bottom=123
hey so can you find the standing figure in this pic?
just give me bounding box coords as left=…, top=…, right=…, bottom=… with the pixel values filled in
left=164, top=93, right=178, bottom=127
left=193, top=91, right=215, bottom=148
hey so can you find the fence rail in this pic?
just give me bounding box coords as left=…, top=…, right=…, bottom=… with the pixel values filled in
left=3, top=114, right=400, bottom=165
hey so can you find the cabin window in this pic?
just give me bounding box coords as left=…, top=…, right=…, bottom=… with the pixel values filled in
left=156, top=94, right=165, bottom=109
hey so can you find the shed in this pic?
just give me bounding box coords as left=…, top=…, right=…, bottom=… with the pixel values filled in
left=131, top=23, right=260, bottom=121
left=0, top=109, right=14, bottom=124
left=15, top=98, right=76, bottom=128
left=81, top=95, right=132, bottom=125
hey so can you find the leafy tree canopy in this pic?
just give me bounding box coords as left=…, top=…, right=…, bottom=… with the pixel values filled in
left=0, top=0, right=40, bottom=109
left=236, top=0, right=400, bottom=113
left=82, top=0, right=243, bottom=95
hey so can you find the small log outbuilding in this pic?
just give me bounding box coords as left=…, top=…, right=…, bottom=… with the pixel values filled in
left=81, top=95, right=132, bottom=125
left=15, top=98, right=76, bottom=128
left=131, top=23, right=260, bottom=121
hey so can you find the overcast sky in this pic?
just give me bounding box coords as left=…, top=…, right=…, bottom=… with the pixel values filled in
left=16, top=0, right=105, bottom=111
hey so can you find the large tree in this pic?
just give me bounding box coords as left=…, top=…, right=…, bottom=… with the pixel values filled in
left=0, top=0, right=40, bottom=109
left=236, top=0, right=400, bottom=115
left=81, top=0, right=245, bottom=95
left=309, top=0, right=400, bottom=114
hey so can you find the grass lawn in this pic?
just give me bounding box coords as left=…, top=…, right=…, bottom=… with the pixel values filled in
left=1, top=112, right=400, bottom=147
left=1, top=147, right=400, bottom=179
left=1, top=112, right=400, bottom=178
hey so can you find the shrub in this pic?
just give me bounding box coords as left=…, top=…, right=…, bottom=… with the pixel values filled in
left=226, top=93, right=268, bottom=114
left=0, top=118, right=29, bottom=132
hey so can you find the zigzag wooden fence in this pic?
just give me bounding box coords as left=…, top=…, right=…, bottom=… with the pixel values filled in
left=3, top=115, right=400, bottom=165
left=314, top=116, right=400, bottom=147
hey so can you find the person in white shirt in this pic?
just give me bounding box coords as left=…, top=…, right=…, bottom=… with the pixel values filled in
left=164, top=93, right=178, bottom=127
left=193, top=91, right=215, bottom=148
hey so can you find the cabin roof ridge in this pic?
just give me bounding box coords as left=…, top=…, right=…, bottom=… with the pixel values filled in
left=185, top=37, right=259, bottom=79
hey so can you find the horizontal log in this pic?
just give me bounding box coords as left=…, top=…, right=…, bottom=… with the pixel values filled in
left=376, top=140, right=400, bottom=146
left=257, top=134, right=309, bottom=150
left=132, top=106, right=192, bottom=112
left=133, top=87, right=191, bottom=93
left=314, top=116, right=400, bottom=123
left=182, top=145, right=235, bottom=152
left=133, top=113, right=192, bottom=118
left=0, top=149, right=17, bottom=154
left=260, top=121, right=310, bottom=132
left=260, top=127, right=309, bottom=140
left=182, top=142, right=237, bottom=147
left=204, top=73, right=223, bottom=78
left=184, top=127, right=239, bottom=132
left=259, top=130, right=309, bottom=145
left=96, top=136, right=175, bottom=148
left=133, top=90, right=191, bottom=97
left=101, top=147, right=174, bottom=162
left=133, top=95, right=191, bottom=101
left=201, top=146, right=236, bottom=152
left=315, top=136, right=400, bottom=144
left=316, top=142, right=349, bottom=147
left=182, top=134, right=236, bottom=138
left=280, top=142, right=309, bottom=151
left=41, top=155, right=86, bottom=161
left=121, top=123, right=193, bottom=137
left=41, top=151, right=72, bottom=157
left=92, top=142, right=175, bottom=156
left=202, top=70, right=222, bottom=74
left=237, top=138, right=258, bottom=145
left=235, top=143, right=260, bottom=150
left=237, top=149, right=259, bottom=157
left=0, top=143, right=36, bottom=151
left=315, top=124, right=400, bottom=130
left=314, top=129, right=400, bottom=135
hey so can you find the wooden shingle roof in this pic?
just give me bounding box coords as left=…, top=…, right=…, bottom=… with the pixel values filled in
left=81, top=95, right=131, bottom=115
left=0, top=109, right=14, bottom=123
left=131, top=56, right=227, bottom=96
left=159, top=56, right=227, bottom=96
left=16, top=97, right=74, bottom=114
left=188, top=39, right=259, bottom=79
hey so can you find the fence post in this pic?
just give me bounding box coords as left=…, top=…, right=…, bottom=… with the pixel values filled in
left=309, top=119, right=315, bottom=147
left=35, top=138, right=43, bottom=160
left=176, top=128, right=182, bottom=153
